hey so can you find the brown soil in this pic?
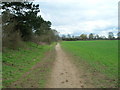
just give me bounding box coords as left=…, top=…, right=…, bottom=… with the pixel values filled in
left=46, top=43, right=92, bottom=88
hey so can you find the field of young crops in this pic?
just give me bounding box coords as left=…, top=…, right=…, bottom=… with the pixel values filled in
left=61, top=40, right=118, bottom=87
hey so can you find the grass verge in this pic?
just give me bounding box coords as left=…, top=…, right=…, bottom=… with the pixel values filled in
left=2, top=42, right=56, bottom=88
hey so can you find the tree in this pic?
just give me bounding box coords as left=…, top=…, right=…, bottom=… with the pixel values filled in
left=67, top=34, right=71, bottom=38
left=2, top=2, right=40, bottom=41
left=100, top=36, right=106, bottom=40
left=35, top=20, right=52, bottom=36
left=49, top=29, right=59, bottom=42
left=62, top=35, right=66, bottom=40
left=72, top=35, right=75, bottom=38
left=89, top=33, right=94, bottom=40
left=108, top=32, right=114, bottom=40
left=117, top=32, right=120, bottom=39
left=96, top=34, right=99, bottom=39
left=94, top=34, right=99, bottom=40
left=80, top=34, right=87, bottom=40
left=2, top=1, right=59, bottom=48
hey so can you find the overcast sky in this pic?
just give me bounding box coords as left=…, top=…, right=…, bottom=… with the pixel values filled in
left=34, top=0, right=119, bottom=37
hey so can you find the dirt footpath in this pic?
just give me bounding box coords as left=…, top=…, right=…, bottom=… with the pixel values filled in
left=46, top=43, right=86, bottom=88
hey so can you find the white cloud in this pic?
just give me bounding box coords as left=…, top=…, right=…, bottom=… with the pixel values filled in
left=34, top=0, right=119, bottom=36
left=98, top=29, right=118, bottom=38
left=52, top=20, right=117, bottom=36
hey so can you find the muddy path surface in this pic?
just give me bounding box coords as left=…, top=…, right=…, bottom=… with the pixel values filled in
left=46, top=43, right=87, bottom=88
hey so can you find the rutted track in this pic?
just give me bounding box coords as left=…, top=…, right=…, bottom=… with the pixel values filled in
left=46, top=43, right=86, bottom=88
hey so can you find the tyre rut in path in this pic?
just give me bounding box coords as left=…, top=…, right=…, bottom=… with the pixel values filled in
left=46, top=43, right=85, bottom=88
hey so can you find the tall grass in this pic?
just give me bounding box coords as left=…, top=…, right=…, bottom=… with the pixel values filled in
left=2, top=42, right=53, bottom=87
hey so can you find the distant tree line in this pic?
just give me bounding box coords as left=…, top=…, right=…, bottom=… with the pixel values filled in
left=62, top=32, right=120, bottom=41
left=1, top=2, right=59, bottom=49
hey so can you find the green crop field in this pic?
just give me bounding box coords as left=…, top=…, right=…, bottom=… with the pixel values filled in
left=61, top=40, right=118, bottom=87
